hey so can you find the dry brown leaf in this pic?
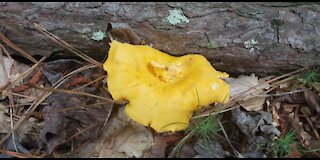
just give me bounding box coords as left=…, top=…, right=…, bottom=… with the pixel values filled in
left=151, top=136, right=167, bottom=158
left=116, top=122, right=153, bottom=158
left=240, top=97, right=266, bottom=112
left=286, top=103, right=300, bottom=111
left=97, top=108, right=153, bottom=158
left=40, top=92, right=113, bottom=154
left=71, top=107, right=132, bottom=158
left=79, top=107, right=154, bottom=158
left=270, top=101, right=280, bottom=127
left=226, top=74, right=270, bottom=98
left=226, top=74, right=270, bottom=111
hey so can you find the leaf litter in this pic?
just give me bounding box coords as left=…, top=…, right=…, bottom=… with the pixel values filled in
left=0, top=23, right=319, bottom=158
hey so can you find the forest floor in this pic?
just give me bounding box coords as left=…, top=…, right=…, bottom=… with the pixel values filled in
left=0, top=24, right=319, bottom=158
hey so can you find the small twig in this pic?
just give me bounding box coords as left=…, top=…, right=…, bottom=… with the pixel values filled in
left=251, top=88, right=307, bottom=97
left=0, top=149, right=40, bottom=158
left=0, top=33, right=38, bottom=64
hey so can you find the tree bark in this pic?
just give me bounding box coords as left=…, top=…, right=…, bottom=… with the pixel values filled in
left=1, top=2, right=319, bottom=75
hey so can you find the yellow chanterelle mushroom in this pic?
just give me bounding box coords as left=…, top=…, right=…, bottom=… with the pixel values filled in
left=103, top=40, right=230, bottom=133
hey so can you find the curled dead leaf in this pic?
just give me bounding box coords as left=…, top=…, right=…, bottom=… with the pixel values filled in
left=304, top=89, right=320, bottom=113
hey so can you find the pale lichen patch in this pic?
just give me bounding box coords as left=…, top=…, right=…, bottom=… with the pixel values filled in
left=166, top=9, right=189, bottom=25
left=91, top=30, right=107, bottom=41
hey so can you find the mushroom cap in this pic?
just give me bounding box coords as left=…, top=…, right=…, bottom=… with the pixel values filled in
left=103, top=40, right=230, bottom=133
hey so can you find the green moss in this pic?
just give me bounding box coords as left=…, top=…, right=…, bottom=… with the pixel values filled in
left=201, top=41, right=218, bottom=49
left=206, top=41, right=218, bottom=49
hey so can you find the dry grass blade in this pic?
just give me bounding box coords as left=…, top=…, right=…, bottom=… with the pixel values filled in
left=0, top=33, right=38, bottom=64
left=8, top=94, right=18, bottom=152
left=217, top=120, right=243, bottom=158
left=1, top=44, right=13, bottom=58
left=103, top=105, right=113, bottom=126
left=34, top=23, right=102, bottom=67
left=252, top=88, right=307, bottom=97
left=29, top=102, right=107, bottom=117
left=0, top=57, right=46, bottom=92
left=167, top=130, right=196, bottom=158
left=65, top=123, right=100, bottom=143
left=6, top=91, right=37, bottom=100
left=193, top=67, right=309, bottom=119
left=228, top=67, right=309, bottom=102
left=0, top=64, right=97, bottom=146
left=30, top=84, right=120, bottom=104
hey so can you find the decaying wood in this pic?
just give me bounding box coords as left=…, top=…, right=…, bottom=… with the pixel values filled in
left=1, top=2, right=319, bottom=75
